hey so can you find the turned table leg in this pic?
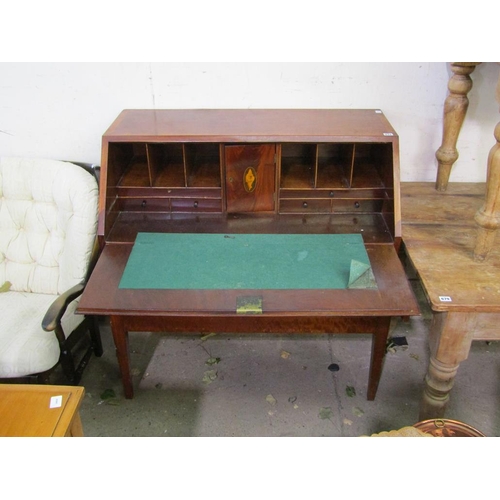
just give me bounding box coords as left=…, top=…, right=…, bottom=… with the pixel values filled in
left=419, top=311, right=474, bottom=420
left=435, top=63, right=480, bottom=192
left=474, top=71, right=500, bottom=261
left=110, top=315, right=134, bottom=399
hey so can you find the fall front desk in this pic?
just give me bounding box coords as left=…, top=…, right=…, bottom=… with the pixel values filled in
left=77, top=109, right=419, bottom=399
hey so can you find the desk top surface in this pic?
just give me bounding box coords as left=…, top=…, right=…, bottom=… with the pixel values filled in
left=402, top=182, right=500, bottom=312
left=78, top=239, right=417, bottom=317
left=103, top=109, right=398, bottom=142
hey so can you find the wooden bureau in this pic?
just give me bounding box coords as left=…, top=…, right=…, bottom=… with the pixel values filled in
left=78, top=109, right=419, bottom=399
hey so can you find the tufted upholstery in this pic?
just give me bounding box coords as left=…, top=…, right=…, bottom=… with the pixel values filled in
left=0, top=157, right=99, bottom=378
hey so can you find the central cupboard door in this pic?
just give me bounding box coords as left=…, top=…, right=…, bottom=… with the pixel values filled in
left=225, top=144, right=276, bottom=213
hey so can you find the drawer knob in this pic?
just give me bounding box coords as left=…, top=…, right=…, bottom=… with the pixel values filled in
left=194, top=201, right=199, bottom=208
left=302, top=201, right=308, bottom=208
left=329, top=191, right=335, bottom=197
left=141, top=200, right=146, bottom=208
left=354, top=201, right=360, bottom=208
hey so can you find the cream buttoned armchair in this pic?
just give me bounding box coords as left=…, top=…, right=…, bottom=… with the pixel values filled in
left=0, top=157, right=102, bottom=385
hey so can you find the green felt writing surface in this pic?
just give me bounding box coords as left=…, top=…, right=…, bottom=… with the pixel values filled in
left=118, top=233, right=376, bottom=290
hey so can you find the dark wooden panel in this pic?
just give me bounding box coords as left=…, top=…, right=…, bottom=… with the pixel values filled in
left=225, top=144, right=276, bottom=213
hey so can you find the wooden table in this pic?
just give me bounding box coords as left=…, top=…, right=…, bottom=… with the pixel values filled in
left=401, top=182, right=500, bottom=419
left=79, top=234, right=418, bottom=401
left=0, top=384, right=85, bottom=437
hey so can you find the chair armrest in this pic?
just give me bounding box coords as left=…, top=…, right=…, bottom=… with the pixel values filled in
left=42, top=282, right=86, bottom=332
left=67, top=161, right=100, bottom=187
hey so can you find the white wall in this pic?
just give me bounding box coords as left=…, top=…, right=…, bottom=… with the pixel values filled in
left=0, top=62, right=498, bottom=182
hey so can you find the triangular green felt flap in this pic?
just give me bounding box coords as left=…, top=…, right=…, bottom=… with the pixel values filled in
left=348, top=259, right=377, bottom=289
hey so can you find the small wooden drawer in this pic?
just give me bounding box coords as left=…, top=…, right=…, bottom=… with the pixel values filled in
left=279, top=199, right=331, bottom=213
left=171, top=198, right=222, bottom=212
left=331, top=199, right=384, bottom=213
left=168, top=187, right=222, bottom=198
left=119, top=197, right=171, bottom=212
left=280, top=188, right=390, bottom=200
left=280, top=189, right=338, bottom=199
left=333, top=188, right=389, bottom=199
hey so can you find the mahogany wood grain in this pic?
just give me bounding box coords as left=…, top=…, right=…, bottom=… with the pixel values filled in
left=104, top=109, right=398, bottom=143
left=225, top=144, right=276, bottom=213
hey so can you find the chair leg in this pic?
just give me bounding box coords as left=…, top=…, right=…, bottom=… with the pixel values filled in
left=89, top=316, right=103, bottom=357
left=55, top=316, right=104, bottom=385
left=59, top=346, right=79, bottom=384
left=36, top=371, right=52, bottom=384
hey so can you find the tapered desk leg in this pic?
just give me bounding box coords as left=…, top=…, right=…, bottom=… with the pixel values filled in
left=435, top=63, right=480, bottom=192
left=367, top=317, right=391, bottom=401
left=419, top=311, right=474, bottom=420
left=110, top=315, right=134, bottom=399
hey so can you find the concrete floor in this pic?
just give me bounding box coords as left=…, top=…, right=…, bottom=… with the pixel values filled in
left=69, top=275, right=500, bottom=437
